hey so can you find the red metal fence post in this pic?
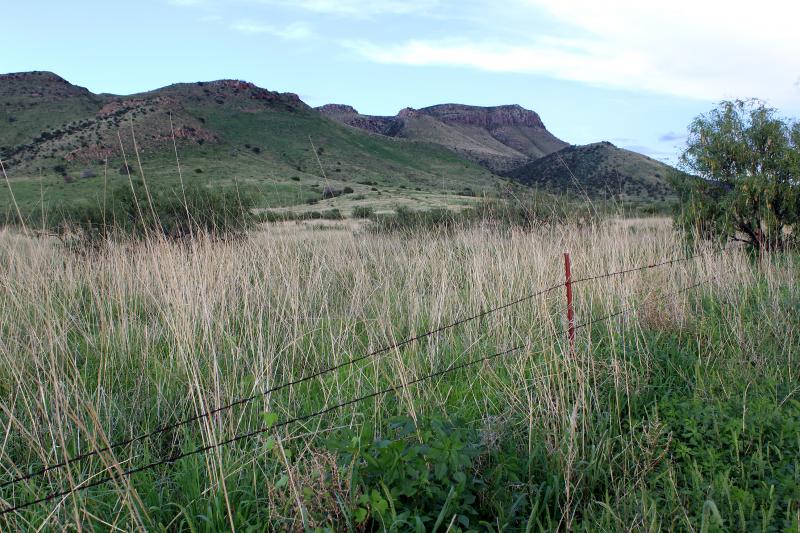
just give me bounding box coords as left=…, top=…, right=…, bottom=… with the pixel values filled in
left=564, top=252, right=575, bottom=354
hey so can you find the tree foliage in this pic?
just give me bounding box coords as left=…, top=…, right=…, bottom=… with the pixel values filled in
left=673, top=99, right=799, bottom=251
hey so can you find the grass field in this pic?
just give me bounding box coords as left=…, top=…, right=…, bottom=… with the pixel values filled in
left=0, top=219, right=798, bottom=531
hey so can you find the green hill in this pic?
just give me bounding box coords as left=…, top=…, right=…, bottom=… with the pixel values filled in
left=0, top=73, right=500, bottom=217
left=504, top=142, right=677, bottom=204
left=0, top=72, right=680, bottom=219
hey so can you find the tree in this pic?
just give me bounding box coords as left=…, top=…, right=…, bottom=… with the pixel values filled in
left=673, top=99, right=799, bottom=251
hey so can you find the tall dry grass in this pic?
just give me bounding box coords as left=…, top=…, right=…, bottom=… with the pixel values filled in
left=0, top=218, right=795, bottom=530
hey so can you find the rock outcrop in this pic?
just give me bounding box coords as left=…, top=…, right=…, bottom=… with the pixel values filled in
left=316, top=102, right=568, bottom=172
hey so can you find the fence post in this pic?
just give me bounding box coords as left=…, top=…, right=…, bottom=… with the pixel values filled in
left=564, top=252, right=575, bottom=354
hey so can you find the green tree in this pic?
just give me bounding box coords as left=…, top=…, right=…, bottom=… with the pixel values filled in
left=673, top=99, right=799, bottom=251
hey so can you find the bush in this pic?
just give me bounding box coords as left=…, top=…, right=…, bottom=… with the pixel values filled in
left=366, top=197, right=591, bottom=235
left=118, top=163, right=135, bottom=176
left=342, top=186, right=354, bottom=194
left=49, top=179, right=254, bottom=246
left=322, top=186, right=342, bottom=199
left=80, top=169, right=96, bottom=179
left=320, top=208, right=343, bottom=220
left=351, top=206, right=374, bottom=219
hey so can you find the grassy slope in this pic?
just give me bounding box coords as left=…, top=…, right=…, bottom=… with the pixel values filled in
left=0, top=72, right=104, bottom=149
left=506, top=141, right=677, bottom=206
left=0, top=76, right=500, bottom=220
left=395, top=113, right=531, bottom=169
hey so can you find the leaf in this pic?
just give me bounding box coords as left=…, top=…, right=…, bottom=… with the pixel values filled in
left=275, top=474, right=289, bottom=489
left=262, top=412, right=279, bottom=428
left=354, top=507, right=368, bottom=524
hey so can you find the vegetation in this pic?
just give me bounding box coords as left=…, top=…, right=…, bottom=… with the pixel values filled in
left=48, top=178, right=254, bottom=245
left=0, top=220, right=797, bottom=530
left=366, top=196, right=594, bottom=234
left=673, top=99, right=799, bottom=251
left=1, top=73, right=798, bottom=531
left=0, top=73, right=502, bottom=221
left=505, top=142, right=676, bottom=204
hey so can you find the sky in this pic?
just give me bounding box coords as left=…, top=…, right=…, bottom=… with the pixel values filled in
left=4, top=0, right=799, bottom=164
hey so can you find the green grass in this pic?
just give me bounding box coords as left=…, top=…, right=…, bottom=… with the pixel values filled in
left=0, top=222, right=797, bottom=531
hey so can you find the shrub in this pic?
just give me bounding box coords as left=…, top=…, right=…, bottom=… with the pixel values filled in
left=80, top=169, right=96, bottom=179
left=320, top=208, right=343, bottom=220
left=369, top=207, right=460, bottom=234
left=118, top=163, right=135, bottom=176
left=342, top=186, right=354, bottom=194
left=322, top=186, right=342, bottom=199
left=49, top=179, right=254, bottom=246
left=367, top=197, right=595, bottom=235
left=351, top=206, right=374, bottom=219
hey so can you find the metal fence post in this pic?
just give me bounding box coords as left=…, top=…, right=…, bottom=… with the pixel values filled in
left=564, top=252, right=575, bottom=354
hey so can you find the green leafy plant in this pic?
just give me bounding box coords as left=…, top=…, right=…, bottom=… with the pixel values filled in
left=329, top=417, right=484, bottom=531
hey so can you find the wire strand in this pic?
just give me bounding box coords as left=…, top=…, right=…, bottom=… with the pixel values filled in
left=0, top=269, right=718, bottom=516
left=0, top=251, right=702, bottom=490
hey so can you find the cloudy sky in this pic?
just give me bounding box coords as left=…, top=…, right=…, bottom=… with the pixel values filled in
left=5, top=0, right=799, bottom=162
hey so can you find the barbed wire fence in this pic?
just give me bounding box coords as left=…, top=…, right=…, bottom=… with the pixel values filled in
left=0, top=249, right=731, bottom=516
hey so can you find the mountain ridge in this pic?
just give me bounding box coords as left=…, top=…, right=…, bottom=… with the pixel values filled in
left=0, top=71, right=677, bottom=216
left=317, top=102, right=568, bottom=172
left=505, top=141, right=676, bottom=203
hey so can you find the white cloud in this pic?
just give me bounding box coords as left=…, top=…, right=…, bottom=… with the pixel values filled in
left=232, top=20, right=313, bottom=39
left=345, top=0, right=800, bottom=106
left=271, top=0, right=439, bottom=16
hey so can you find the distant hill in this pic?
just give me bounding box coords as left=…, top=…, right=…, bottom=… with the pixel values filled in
left=0, top=72, right=501, bottom=215
left=0, top=71, right=678, bottom=217
left=504, top=142, right=676, bottom=202
left=317, top=103, right=568, bottom=172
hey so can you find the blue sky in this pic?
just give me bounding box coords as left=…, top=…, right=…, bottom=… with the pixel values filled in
left=4, top=0, right=799, bottom=164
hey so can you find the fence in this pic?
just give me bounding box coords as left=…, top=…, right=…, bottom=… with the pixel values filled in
left=0, top=250, right=725, bottom=516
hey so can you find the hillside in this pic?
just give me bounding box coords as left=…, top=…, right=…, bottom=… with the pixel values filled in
left=0, top=72, right=501, bottom=216
left=317, top=103, right=568, bottom=172
left=505, top=142, right=676, bottom=203
left=0, top=72, right=679, bottom=218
